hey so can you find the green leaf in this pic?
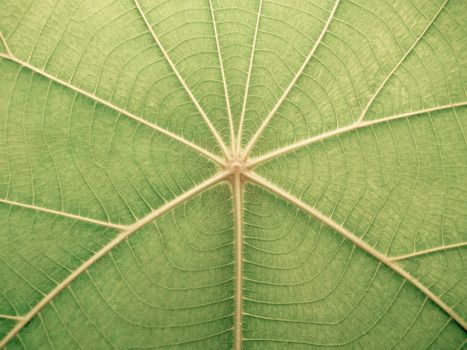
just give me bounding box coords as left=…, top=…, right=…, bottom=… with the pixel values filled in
left=0, top=0, right=466, bottom=349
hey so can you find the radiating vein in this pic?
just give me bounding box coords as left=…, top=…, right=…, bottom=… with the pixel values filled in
left=0, top=198, right=126, bottom=230
left=244, top=171, right=467, bottom=331
left=232, top=172, right=244, bottom=350
left=0, top=171, right=229, bottom=348
left=242, top=0, right=341, bottom=159
left=0, top=47, right=224, bottom=167
left=390, top=242, right=467, bottom=262
left=248, top=101, right=467, bottom=167
left=209, top=0, right=235, bottom=155
left=357, top=0, right=448, bottom=122
left=236, top=0, right=263, bottom=157
left=132, top=0, right=230, bottom=158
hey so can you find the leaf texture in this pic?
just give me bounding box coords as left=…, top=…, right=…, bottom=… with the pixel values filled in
left=0, top=0, right=466, bottom=349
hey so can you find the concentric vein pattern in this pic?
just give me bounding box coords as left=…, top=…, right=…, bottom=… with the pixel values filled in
left=248, top=0, right=467, bottom=157
left=0, top=0, right=466, bottom=349
left=242, top=185, right=465, bottom=349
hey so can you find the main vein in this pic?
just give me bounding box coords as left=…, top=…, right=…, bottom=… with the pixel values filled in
left=244, top=171, right=467, bottom=331
left=208, top=0, right=235, bottom=156
left=0, top=171, right=229, bottom=348
left=132, top=0, right=230, bottom=158
left=232, top=173, right=244, bottom=350
left=241, top=0, right=341, bottom=160
left=236, top=0, right=263, bottom=157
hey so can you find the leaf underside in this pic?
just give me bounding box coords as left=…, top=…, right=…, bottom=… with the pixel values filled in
left=0, top=0, right=466, bottom=349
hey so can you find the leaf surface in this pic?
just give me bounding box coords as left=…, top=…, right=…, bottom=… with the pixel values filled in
left=0, top=0, right=466, bottom=349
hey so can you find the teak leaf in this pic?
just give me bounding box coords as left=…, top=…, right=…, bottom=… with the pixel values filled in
left=0, top=0, right=466, bottom=349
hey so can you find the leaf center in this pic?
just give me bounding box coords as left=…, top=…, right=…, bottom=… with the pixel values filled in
left=228, top=159, right=244, bottom=174
left=225, top=155, right=248, bottom=180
